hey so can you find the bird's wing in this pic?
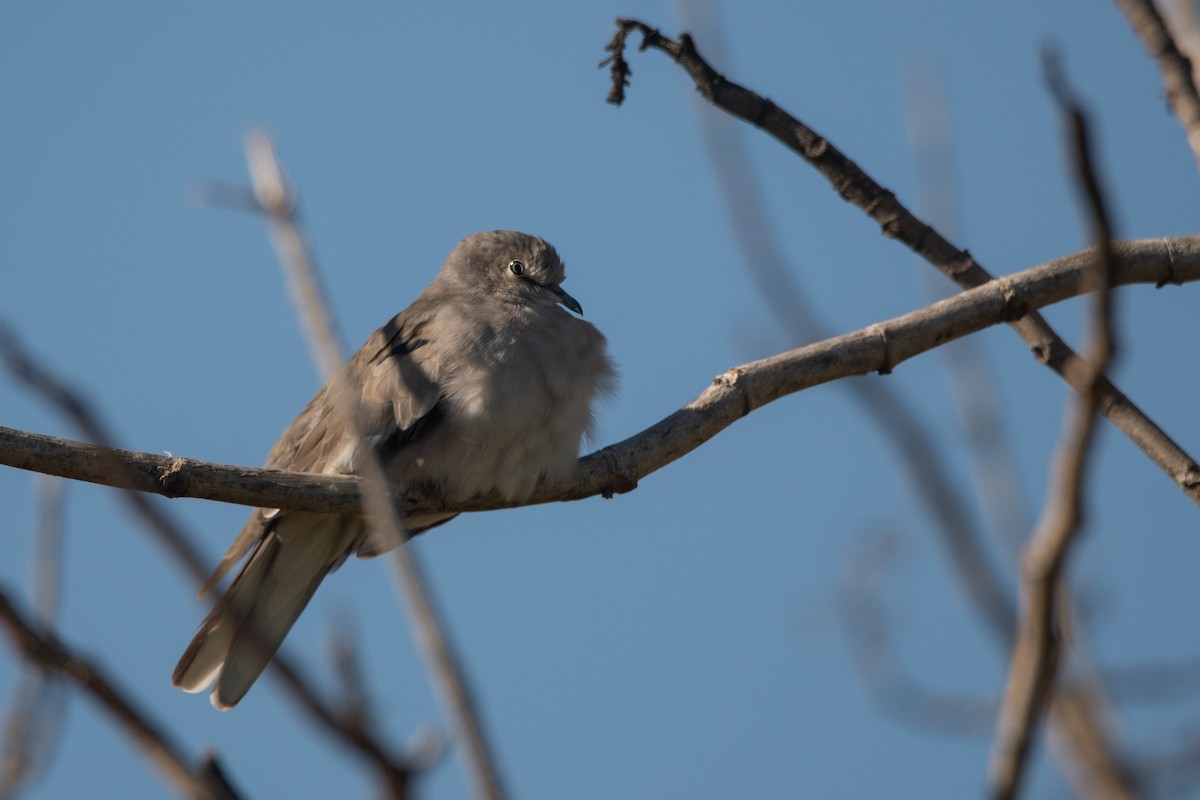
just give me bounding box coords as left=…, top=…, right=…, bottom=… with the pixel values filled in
left=197, top=306, right=444, bottom=597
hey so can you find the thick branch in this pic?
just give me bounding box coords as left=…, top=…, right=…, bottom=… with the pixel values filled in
left=603, top=20, right=1200, bottom=510
left=2, top=237, right=1197, bottom=514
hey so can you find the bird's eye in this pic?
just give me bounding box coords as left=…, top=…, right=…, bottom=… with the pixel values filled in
left=508, top=260, right=525, bottom=276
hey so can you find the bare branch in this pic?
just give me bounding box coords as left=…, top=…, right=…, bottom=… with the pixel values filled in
left=602, top=19, right=1200, bottom=509
left=988, top=51, right=1124, bottom=800
left=0, top=324, right=413, bottom=795
left=681, top=0, right=1012, bottom=642
left=0, top=587, right=242, bottom=800
left=2, top=236, right=1198, bottom=517
left=1114, top=0, right=1200, bottom=170
left=243, top=132, right=506, bottom=800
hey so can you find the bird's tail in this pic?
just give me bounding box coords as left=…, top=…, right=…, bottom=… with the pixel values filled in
left=172, top=512, right=355, bottom=710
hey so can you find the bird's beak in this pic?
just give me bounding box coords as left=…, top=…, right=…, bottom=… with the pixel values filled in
left=545, top=283, right=584, bottom=315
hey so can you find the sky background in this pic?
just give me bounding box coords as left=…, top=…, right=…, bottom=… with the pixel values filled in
left=2, top=2, right=1199, bottom=798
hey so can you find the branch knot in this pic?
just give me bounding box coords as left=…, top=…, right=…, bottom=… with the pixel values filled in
left=870, top=325, right=895, bottom=375
left=1157, top=236, right=1181, bottom=288
left=994, top=275, right=1027, bottom=322
left=158, top=457, right=190, bottom=498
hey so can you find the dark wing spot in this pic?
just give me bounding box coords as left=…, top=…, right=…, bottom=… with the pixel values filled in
left=378, top=337, right=429, bottom=362
left=379, top=400, right=444, bottom=459
left=372, top=315, right=431, bottom=363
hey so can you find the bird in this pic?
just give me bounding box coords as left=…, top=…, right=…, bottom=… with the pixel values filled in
left=173, top=230, right=615, bottom=710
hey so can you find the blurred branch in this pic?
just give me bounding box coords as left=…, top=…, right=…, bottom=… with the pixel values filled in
left=988, top=52, right=1125, bottom=800
left=328, top=617, right=373, bottom=737
left=1128, top=727, right=1200, bottom=797
left=1105, top=655, right=1200, bottom=703
left=1, top=477, right=67, bottom=799
left=601, top=19, right=1200, bottom=510
left=0, top=587, right=242, bottom=800
left=902, top=54, right=1133, bottom=797
left=902, top=58, right=1032, bottom=558
left=3, top=234, right=1199, bottom=516
left=838, top=531, right=1143, bottom=778
left=1165, top=0, right=1200, bottom=85
left=0, top=325, right=413, bottom=795
left=681, top=1, right=1014, bottom=641
left=242, top=132, right=505, bottom=800
left=0, top=323, right=212, bottom=580
left=1114, top=0, right=1200, bottom=169
left=676, top=24, right=1136, bottom=791
left=838, top=534, right=997, bottom=736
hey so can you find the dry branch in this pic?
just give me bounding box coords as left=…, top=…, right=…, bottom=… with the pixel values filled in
left=602, top=19, right=1200, bottom=510
left=2, top=236, right=1197, bottom=517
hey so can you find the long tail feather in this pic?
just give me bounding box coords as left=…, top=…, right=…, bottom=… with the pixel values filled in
left=172, top=513, right=353, bottom=710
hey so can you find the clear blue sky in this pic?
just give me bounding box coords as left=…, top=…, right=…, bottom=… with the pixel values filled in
left=2, top=2, right=1198, bottom=798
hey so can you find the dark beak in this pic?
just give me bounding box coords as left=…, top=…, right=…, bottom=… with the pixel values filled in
left=545, top=283, right=584, bottom=315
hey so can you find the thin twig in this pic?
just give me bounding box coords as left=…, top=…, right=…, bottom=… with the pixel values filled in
left=1114, top=0, right=1200, bottom=170
left=987, top=51, right=1124, bottom=800
left=242, top=131, right=506, bottom=800
left=0, top=325, right=412, bottom=794
left=601, top=19, right=1200, bottom=510
left=1, top=234, right=1197, bottom=516
left=0, top=587, right=242, bottom=800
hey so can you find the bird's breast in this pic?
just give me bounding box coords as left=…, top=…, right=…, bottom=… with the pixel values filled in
left=420, top=312, right=609, bottom=500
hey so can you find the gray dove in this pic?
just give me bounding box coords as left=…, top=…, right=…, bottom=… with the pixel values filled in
left=173, top=230, right=615, bottom=709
